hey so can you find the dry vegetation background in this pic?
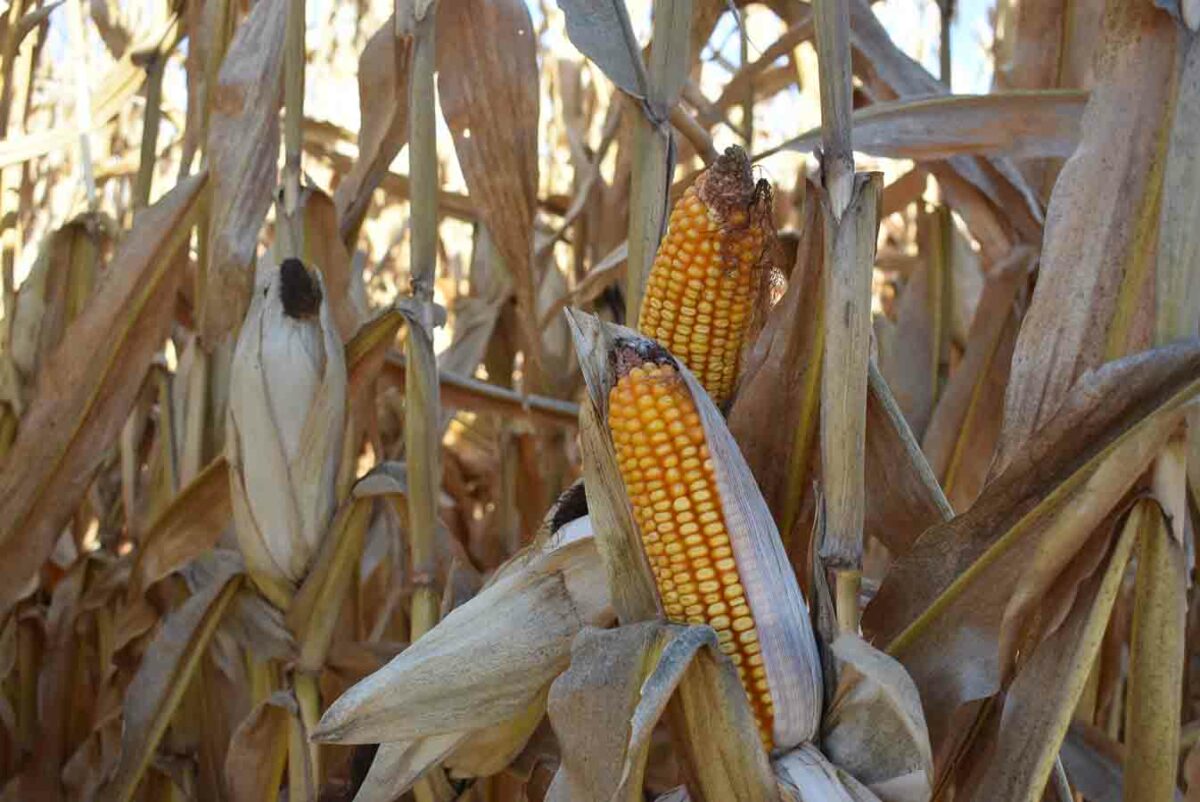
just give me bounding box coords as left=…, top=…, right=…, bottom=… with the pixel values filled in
left=0, top=0, right=1197, bottom=800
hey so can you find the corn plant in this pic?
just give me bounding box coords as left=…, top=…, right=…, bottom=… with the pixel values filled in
left=0, top=0, right=1195, bottom=801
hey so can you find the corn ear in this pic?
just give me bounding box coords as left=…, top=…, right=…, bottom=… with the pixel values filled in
left=637, top=145, right=773, bottom=405
left=570, top=311, right=822, bottom=752
left=227, top=256, right=347, bottom=606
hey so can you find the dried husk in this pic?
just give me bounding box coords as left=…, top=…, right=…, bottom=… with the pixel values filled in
left=227, top=257, right=347, bottom=606
left=313, top=520, right=611, bottom=745
left=547, top=622, right=779, bottom=802
left=774, top=744, right=881, bottom=802
left=822, top=635, right=933, bottom=802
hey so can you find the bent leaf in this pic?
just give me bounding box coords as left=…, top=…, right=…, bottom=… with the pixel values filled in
left=199, top=0, right=286, bottom=344
left=100, top=566, right=243, bottom=802
left=762, top=91, right=1087, bottom=162
left=333, top=17, right=412, bottom=246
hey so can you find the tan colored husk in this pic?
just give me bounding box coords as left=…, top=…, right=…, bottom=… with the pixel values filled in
left=822, top=635, right=933, bottom=801
left=226, top=256, right=347, bottom=606
left=547, top=621, right=779, bottom=802
left=313, top=519, right=611, bottom=745
left=773, top=744, right=882, bottom=802
left=567, top=309, right=823, bottom=751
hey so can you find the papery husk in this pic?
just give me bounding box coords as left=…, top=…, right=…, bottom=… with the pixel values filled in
left=774, top=744, right=882, bottom=802
left=227, top=257, right=347, bottom=605
left=313, top=516, right=611, bottom=744
left=822, top=635, right=933, bottom=802
left=546, top=622, right=779, bottom=802
left=566, top=309, right=823, bottom=751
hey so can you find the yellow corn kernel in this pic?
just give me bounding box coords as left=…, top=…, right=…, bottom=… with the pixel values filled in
left=636, top=146, right=772, bottom=405
left=608, top=359, right=774, bottom=746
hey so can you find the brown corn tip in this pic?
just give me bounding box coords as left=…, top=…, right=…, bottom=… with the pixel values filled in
left=608, top=358, right=774, bottom=747
left=637, top=146, right=771, bottom=406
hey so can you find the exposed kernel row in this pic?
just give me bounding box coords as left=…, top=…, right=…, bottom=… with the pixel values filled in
left=608, top=360, right=774, bottom=746
left=637, top=182, right=764, bottom=406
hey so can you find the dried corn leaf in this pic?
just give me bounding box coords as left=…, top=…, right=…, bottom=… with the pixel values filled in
left=225, top=691, right=293, bottom=802
left=9, top=215, right=109, bottom=393
left=728, top=178, right=823, bottom=529
left=0, top=173, right=206, bottom=616
left=131, top=457, right=231, bottom=592
left=878, top=255, right=936, bottom=437
left=974, top=499, right=1139, bottom=802
left=864, top=342, right=1200, bottom=743
left=16, top=558, right=90, bottom=799
left=846, top=0, right=1042, bottom=241
left=288, top=495, right=372, bottom=672
left=333, top=17, right=412, bottom=246
left=100, top=564, right=243, bottom=802
left=863, top=364, right=953, bottom=559
left=1155, top=35, right=1200, bottom=343
left=556, top=0, right=648, bottom=102
left=922, top=255, right=1028, bottom=509
left=867, top=341, right=1200, bottom=642
left=443, top=691, right=548, bottom=779
left=353, top=734, right=463, bottom=802
left=199, top=0, right=286, bottom=345
left=822, top=635, right=932, bottom=801
left=1125, top=480, right=1188, bottom=801
left=765, top=92, right=1086, bottom=162
left=438, top=0, right=541, bottom=377
left=996, top=1, right=1179, bottom=463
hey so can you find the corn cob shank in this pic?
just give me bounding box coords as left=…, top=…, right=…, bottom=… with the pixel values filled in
left=608, top=355, right=775, bottom=746
left=637, top=146, right=772, bottom=405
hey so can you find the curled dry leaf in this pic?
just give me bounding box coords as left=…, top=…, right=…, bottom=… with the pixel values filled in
left=199, top=0, right=286, bottom=345
left=333, top=16, right=412, bottom=247
left=225, top=691, right=295, bottom=802
left=973, top=500, right=1140, bottom=802
left=0, top=173, right=206, bottom=617
left=773, top=743, right=881, bottom=802
left=131, top=457, right=231, bottom=593
left=555, top=0, right=648, bottom=102
left=9, top=215, right=110, bottom=396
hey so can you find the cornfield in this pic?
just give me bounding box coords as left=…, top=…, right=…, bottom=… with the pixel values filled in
left=0, top=0, right=1197, bottom=799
